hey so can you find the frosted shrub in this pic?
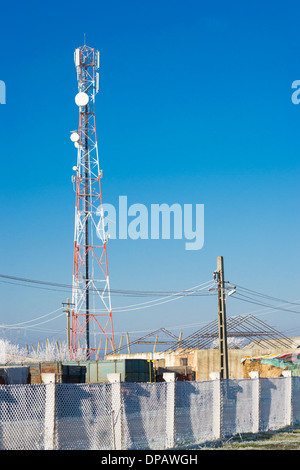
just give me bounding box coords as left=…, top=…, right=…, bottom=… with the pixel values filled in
left=0, top=338, right=87, bottom=363
left=0, top=339, right=28, bottom=364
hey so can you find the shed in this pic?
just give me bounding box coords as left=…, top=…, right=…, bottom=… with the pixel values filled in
left=0, top=366, right=30, bottom=384
left=2, top=362, right=86, bottom=384
left=65, top=359, right=155, bottom=383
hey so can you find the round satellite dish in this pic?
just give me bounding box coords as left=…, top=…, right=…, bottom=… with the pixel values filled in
left=72, top=166, right=78, bottom=171
left=75, top=92, right=89, bottom=106
left=74, top=142, right=80, bottom=148
left=70, top=132, right=79, bottom=142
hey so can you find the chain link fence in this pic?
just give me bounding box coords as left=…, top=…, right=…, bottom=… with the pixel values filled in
left=0, top=373, right=298, bottom=450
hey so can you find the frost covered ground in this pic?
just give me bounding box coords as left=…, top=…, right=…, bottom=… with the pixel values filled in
left=195, top=426, right=300, bottom=450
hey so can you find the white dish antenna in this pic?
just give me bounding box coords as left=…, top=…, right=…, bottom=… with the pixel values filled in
left=70, top=132, right=79, bottom=142
left=75, top=92, right=89, bottom=107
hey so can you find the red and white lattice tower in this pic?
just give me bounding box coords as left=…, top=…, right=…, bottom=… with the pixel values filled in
left=70, top=44, right=115, bottom=359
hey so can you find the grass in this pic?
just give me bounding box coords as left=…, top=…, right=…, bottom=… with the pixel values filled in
left=175, top=425, right=300, bottom=450
left=206, top=426, right=300, bottom=450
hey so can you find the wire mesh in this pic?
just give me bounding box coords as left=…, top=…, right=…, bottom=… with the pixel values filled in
left=292, top=377, right=300, bottom=424
left=0, top=376, right=298, bottom=450
left=55, top=383, right=113, bottom=450
left=0, top=384, right=46, bottom=450
left=221, top=378, right=255, bottom=437
left=121, top=382, right=168, bottom=450
left=260, top=377, right=290, bottom=431
left=174, top=380, right=215, bottom=447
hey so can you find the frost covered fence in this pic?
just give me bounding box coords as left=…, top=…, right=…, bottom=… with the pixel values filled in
left=1, top=372, right=300, bottom=450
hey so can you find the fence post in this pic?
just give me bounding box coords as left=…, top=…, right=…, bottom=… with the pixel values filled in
left=163, top=372, right=176, bottom=449
left=209, top=372, right=222, bottom=440
left=42, top=373, right=56, bottom=450
left=249, top=371, right=260, bottom=434
left=108, top=373, right=123, bottom=450
left=282, top=370, right=293, bottom=427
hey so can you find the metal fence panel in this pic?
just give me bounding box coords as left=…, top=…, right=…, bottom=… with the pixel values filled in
left=174, top=381, right=215, bottom=447
left=293, top=377, right=300, bottom=424
left=121, top=382, right=167, bottom=450
left=55, top=383, right=113, bottom=450
left=222, top=379, right=255, bottom=437
left=0, top=384, right=46, bottom=450
left=260, top=377, right=289, bottom=431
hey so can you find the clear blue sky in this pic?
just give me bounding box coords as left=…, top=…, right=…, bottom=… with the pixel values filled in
left=0, top=0, right=300, bottom=348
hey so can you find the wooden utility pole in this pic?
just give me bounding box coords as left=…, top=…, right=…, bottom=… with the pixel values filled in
left=216, top=256, right=229, bottom=379
left=126, top=332, right=131, bottom=354
left=118, top=336, right=124, bottom=353
left=96, top=339, right=102, bottom=360
left=63, top=298, right=71, bottom=353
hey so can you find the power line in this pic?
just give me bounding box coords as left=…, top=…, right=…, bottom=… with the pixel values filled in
left=234, top=283, right=300, bottom=307
left=0, top=307, right=63, bottom=327
left=2, top=273, right=300, bottom=336
left=232, top=292, right=300, bottom=314
left=0, top=312, right=65, bottom=330
left=0, top=274, right=216, bottom=297
left=90, top=281, right=216, bottom=313
left=0, top=279, right=216, bottom=331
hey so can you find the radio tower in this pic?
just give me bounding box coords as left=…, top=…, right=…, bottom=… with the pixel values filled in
left=70, top=43, right=115, bottom=359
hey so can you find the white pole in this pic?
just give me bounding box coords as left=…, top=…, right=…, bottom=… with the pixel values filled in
left=210, top=372, right=222, bottom=440
left=282, top=370, right=293, bottom=427
left=249, top=371, right=260, bottom=434
left=108, top=373, right=123, bottom=450
left=42, top=373, right=56, bottom=450
left=163, top=372, right=176, bottom=449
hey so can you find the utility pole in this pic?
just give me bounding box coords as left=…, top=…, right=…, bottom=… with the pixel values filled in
left=214, top=256, right=229, bottom=379
left=63, top=298, right=73, bottom=355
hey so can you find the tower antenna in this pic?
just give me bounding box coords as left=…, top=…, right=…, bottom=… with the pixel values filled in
left=71, top=44, right=115, bottom=359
